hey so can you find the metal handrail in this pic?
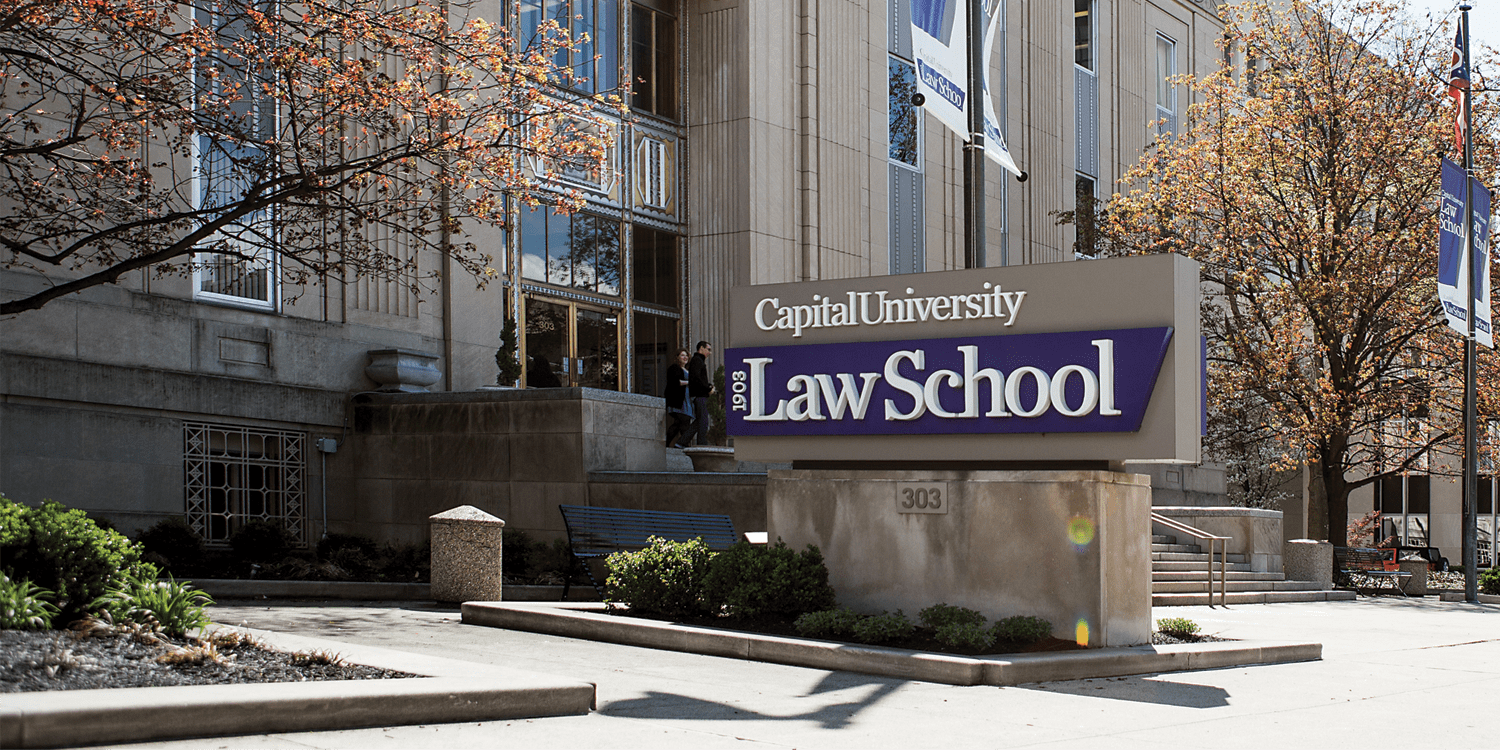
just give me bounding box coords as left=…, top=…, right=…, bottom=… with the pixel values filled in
left=1151, top=512, right=1230, bottom=607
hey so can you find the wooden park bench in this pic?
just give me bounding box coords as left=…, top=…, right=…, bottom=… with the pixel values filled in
left=558, top=505, right=740, bottom=599
left=1333, top=547, right=1412, bottom=596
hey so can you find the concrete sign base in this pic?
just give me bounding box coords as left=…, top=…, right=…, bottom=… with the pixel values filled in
left=766, top=469, right=1152, bottom=647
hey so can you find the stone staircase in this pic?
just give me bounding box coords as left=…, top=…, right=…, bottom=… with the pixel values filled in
left=1152, top=533, right=1355, bottom=606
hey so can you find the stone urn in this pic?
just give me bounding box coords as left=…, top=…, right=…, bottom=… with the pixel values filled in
left=682, top=446, right=737, bottom=472
left=365, top=349, right=442, bottom=393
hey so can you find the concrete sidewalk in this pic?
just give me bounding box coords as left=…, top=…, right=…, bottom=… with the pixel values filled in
left=97, top=597, right=1498, bottom=749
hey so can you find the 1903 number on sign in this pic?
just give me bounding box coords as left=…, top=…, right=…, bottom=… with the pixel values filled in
left=895, top=482, right=949, bottom=514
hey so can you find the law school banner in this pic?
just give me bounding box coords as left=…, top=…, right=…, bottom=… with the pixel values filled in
left=911, top=0, right=969, bottom=140
left=1438, top=157, right=1494, bottom=348
left=978, top=0, right=1021, bottom=177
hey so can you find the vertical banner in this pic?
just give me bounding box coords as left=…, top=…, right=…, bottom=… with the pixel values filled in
left=912, top=0, right=969, bottom=141
left=979, top=0, right=1021, bottom=177
left=1438, top=157, right=1495, bottom=348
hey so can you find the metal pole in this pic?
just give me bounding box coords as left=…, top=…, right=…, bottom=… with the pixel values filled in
left=1461, top=5, right=1479, bottom=604
left=962, top=0, right=987, bottom=268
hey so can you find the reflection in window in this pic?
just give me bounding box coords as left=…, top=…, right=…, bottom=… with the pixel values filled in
left=632, top=310, right=678, bottom=397
left=1075, top=0, right=1093, bottom=71
left=631, top=224, right=678, bottom=308
left=519, top=0, right=619, bottom=94
left=520, top=205, right=621, bottom=296
left=631, top=3, right=677, bottom=118
left=1155, top=33, right=1177, bottom=139
left=888, top=56, right=920, bottom=169
left=1074, top=176, right=1097, bottom=259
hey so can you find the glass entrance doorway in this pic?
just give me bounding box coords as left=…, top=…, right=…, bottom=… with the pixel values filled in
left=523, top=296, right=620, bottom=390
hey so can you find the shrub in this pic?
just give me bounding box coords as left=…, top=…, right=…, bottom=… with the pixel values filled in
left=502, top=529, right=537, bottom=580
left=316, top=533, right=378, bottom=561
left=135, top=516, right=207, bottom=575
left=229, top=519, right=299, bottom=565
left=1478, top=567, right=1500, bottom=595
left=93, top=566, right=214, bottom=638
left=793, top=608, right=861, bottom=639
left=918, top=603, right=986, bottom=630
left=0, top=496, right=144, bottom=624
left=1156, top=617, right=1201, bottom=638
left=993, top=615, right=1052, bottom=644
left=701, top=541, right=837, bottom=619
left=604, top=537, right=714, bottom=618
left=850, top=610, right=914, bottom=644
left=935, top=621, right=997, bottom=651
left=0, top=574, right=59, bottom=630
left=374, top=541, right=430, bottom=582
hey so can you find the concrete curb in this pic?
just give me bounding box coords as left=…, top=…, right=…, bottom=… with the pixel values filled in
left=195, top=579, right=599, bottom=602
left=1436, top=591, right=1500, bottom=604
left=463, top=602, right=1322, bottom=687
left=0, top=625, right=595, bottom=749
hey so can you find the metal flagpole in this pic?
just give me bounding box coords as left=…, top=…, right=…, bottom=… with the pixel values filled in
left=961, top=0, right=988, bottom=268
left=1460, top=4, right=1479, bottom=604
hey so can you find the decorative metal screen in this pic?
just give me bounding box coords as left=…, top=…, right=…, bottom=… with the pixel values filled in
left=184, top=422, right=306, bottom=545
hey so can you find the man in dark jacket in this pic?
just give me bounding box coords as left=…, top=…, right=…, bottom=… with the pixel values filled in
left=687, top=340, right=714, bottom=445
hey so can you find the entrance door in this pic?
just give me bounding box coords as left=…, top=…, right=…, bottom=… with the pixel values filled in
left=523, top=296, right=621, bottom=390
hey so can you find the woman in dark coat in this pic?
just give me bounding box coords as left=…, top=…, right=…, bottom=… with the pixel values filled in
left=663, top=348, right=693, bottom=448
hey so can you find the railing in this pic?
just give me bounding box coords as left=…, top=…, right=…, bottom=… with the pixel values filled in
left=1152, top=512, right=1230, bottom=607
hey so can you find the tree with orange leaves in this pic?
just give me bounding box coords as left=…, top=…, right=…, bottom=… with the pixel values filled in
left=1097, top=0, right=1500, bottom=545
left=0, top=0, right=613, bottom=315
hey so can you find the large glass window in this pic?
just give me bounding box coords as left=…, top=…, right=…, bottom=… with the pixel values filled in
left=520, top=0, right=619, bottom=94
left=630, top=4, right=677, bottom=118
left=1074, top=0, right=1093, bottom=71
left=631, top=224, right=678, bottom=307
left=632, top=310, right=678, bottom=397
left=1074, top=176, right=1097, bottom=259
left=888, top=56, right=920, bottom=169
left=1155, top=33, right=1178, bottom=139
left=1375, top=475, right=1431, bottom=546
left=520, top=205, right=621, bottom=296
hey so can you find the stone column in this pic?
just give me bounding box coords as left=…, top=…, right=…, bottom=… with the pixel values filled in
left=429, top=505, right=505, bottom=602
left=1283, top=539, right=1332, bottom=590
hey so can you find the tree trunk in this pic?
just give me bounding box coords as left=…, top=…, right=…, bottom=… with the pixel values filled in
left=1306, top=463, right=1329, bottom=542
left=1324, top=464, right=1350, bottom=548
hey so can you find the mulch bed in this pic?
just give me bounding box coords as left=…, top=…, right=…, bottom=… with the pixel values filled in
left=0, top=628, right=412, bottom=694
left=611, top=610, right=1087, bottom=656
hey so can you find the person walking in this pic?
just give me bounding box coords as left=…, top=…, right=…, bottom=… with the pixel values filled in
left=686, top=340, right=715, bottom=445
left=663, top=348, right=693, bottom=448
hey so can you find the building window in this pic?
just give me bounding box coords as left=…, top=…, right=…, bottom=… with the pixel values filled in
left=1074, top=175, right=1098, bottom=259
left=520, top=205, right=622, bottom=296
left=630, top=3, right=677, bottom=119
left=888, top=56, right=921, bottom=169
left=1374, top=475, right=1431, bottom=547
left=193, top=0, right=277, bottom=309
left=631, top=224, right=678, bottom=308
left=637, top=137, right=669, bottom=208
left=1074, top=0, right=1093, bottom=71
left=631, top=309, right=679, bottom=397
left=1155, top=33, right=1178, bottom=139
left=520, top=0, right=619, bottom=94
left=184, top=422, right=306, bottom=545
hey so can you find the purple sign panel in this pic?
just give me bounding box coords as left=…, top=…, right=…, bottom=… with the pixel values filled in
left=725, top=327, right=1173, bottom=437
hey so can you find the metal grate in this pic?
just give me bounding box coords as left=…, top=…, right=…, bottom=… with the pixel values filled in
left=184, top=422, right=306, bottom=546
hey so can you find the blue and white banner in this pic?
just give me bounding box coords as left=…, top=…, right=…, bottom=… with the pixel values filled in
left=912, top=0, right=969, bottom=140
left=978, top=0, right=1020, bottom=177
left=1438, top=157, right=1494, bottom=349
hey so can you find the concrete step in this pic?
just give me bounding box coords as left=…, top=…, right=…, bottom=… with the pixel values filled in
left=1151, top=543, right=1202, bottom=554
left=1152, top=552, right=1249, bottom=563
left=1152, top=560, right=1253, bottom=573
left=1151, top=535, right=1176, bottom=545
left=1152, top=579, right=1327, bottom=594
left=1152, top=590, right=1358, bottom=606
left=1153, top=571, right=1286, bottom=582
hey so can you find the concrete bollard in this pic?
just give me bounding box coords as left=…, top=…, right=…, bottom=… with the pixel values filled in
left=1283, top=539, right=1332, bottom=590
left=429, top=505, right=505, bottom=603
left=1398, top=559, right=1428, bottom=597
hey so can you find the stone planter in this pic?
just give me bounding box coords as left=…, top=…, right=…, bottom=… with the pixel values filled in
left=365, top=349, right=442, bottom=393
left=683, top=446, right=737, bottom=472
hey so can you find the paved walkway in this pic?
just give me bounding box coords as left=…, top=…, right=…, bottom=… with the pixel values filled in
left=101, top=597, right=1497, bottom=749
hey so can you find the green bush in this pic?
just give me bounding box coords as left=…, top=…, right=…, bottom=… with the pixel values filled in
left=316, top=533, right=377, bottom=562
left=135, top=516, right=207, bottom=575
left=0, top=574, right=59, bottom=630
left=1156, top=617, right=1200, bottom=638
left=0, top=496, right=144, bottom=624
left=229, top=519, right=299, bottom=565
left=502, top=529, right=537, bottom=580
left=918, top=603, right=986, bottom=630
left=1478, top=567, right=1500, bottom=595
left=701, top=541, right=836, bottom=619
left=850, top=610, right=914, bottom=644
left=935, top=621, right=996, bottom=651
left=793, top=608, right=861, bottom=639
left=993, top=615, right=1052, bottom=644
left=93, top=566, right=214, bottom=638
left=604, top=537, right=714, bottom=618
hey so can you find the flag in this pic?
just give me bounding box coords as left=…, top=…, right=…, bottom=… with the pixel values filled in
left=912, top=0, right=1021, bottom=177
left=1438, top=157, right=1495, bottom=349
left=1449, top=26, right=1470, bottom=153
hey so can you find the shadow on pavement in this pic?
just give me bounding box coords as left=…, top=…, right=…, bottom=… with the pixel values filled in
left=1021, top=676, right=1230, bottom=708
left=602, top=673, right=909, bottom=730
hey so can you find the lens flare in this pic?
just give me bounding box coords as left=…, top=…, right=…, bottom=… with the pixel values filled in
left=1075, top=619, right=1090, bottom=647
left=1067, top=516, right=1096, bottom=549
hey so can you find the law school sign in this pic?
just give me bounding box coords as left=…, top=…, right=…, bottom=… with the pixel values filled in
left=726, top=252, right=1201, bottom=465
left=733, top=254, right=1199, bottom=648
